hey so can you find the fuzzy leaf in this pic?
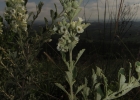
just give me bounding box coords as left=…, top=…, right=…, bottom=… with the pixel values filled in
left=44, top=17, right=48, bottom=26
left=83, top=23, right=91, bottom=29
left=28, top=12, right=34, bottom=20
left=81, top=86, right=90, bottom=100
left=118, top=68, right=125, bottom=80
left=50, top=10, right=55, bottom=19
left=85, top=77, right=88, bottom=85
left=92, top=69, right=97, bottom=86
left=75, top=84, right=85, bottom=95
left=74, top=49, right=85, bottom=65
left=135, top=61, right=140, bottom=73
left=119, top=74, right=126, bottom=90
left=55, top=83, right=70, bottom=96
left=65, top=71, right=73, bottom=86
left=61, top=52, right=69, bottom=67
left=96, top=93, right=102, bottom=100
left=44, top=17, right=48, bottom=29
left=95, top=83, right=104, bottom=98
left=81, top=77, right=90, bottom=98
left=96, top=67, right=102, bottom=77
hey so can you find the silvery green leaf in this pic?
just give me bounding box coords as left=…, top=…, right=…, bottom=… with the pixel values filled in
left=119, top=74, right=126, bottom=90
left=92, top=69, right=97, bottom=86
left=107, top=89, right=113, bottom=95
left=75, top=84, right=85, bottom=95
left=96, top=67, right=102, bottom=77
left=135, top=61, right=140, bottom=73
left=55, top=83, right=70, bottom=96
left=50, top=9, right=55, bottom=19
left=102, top=75, right=108, bottom=96
left=83, top=23, right=91, bottom=29
left=121, top=83, right=128, bottom=90
left=135, top=61, right=140, bottom=66
left=130, top=76, right=136, bottom=84
left=96, top=93, right=102, bottom=100
left=81, top=77, right=90, bottom=97
left=129, top=76, right=140, bottom=87
left=38, top=1, right=44, bottom=11
left=81, top=86, right=90, bottom=100
left=136, top=66, right=140, bottom=73
left=74, top=49, right=85, bottom=65
left=118, top=68, right=125, bottom=80
left=65, top=71, right=73, bottom=86
left=44, top=17, right=48, bottom=26
left=61, top=52, right=69, bottom=67
left=95, top=83, right=104, bottom=98
left=85, top=77, right=88, bottom=85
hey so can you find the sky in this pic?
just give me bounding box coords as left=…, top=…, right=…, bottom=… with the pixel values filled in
left=0, top=0, right=140, bottom=22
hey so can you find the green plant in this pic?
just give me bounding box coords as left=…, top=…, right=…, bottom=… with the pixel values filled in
left=0, top=0, right=60, bottom=99
left=0, top=0, right=140, bottom=100
left=52, top=0, right=140, bottom=100
left=80, top=62, right=140, bottom=100
left=53, top=0, right=90, bottom=99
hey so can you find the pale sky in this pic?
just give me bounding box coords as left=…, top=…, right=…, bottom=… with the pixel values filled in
left=0, top=0, right=140, bottom=22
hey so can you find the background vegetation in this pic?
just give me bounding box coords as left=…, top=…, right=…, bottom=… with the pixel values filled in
left=0, top=0, right=140, bottom=100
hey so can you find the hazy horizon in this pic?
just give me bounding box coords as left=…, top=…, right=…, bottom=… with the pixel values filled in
left=0, top=0, right=140, bottom=22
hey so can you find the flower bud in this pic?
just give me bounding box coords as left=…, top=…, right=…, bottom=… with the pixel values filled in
left=72, top=1, right=79, bottom=9
left=70, top=21, right=76, bottom=29
left=67, top=2, right=72, bottom=7
left=63, top=3, right=67, bottom=10
left=76, top=26, right=84, bottom=33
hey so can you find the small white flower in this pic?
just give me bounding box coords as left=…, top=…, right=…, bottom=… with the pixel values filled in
left=53, top=25, right=58, bottom=32
left=60, top=26, right=68, bottom=34
left=57, top=44, right=61, bottom=51
left=21, top=6, right=26, bottom=12
left=74, top=36, right=79, bottom=42
left=76, top=26, right=84, bottom=33
left=48, top=39, right=52, bottom=42
left=18, top=13, right=22, bottom=17
left=68, top=40, right=71, bottom=43
left=71, top=21, right=76, bottom=29
left=11, top=9, right=16, bottom=14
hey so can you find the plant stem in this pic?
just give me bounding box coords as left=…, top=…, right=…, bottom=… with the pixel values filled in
left=69, top=49, right=74, bottom=100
